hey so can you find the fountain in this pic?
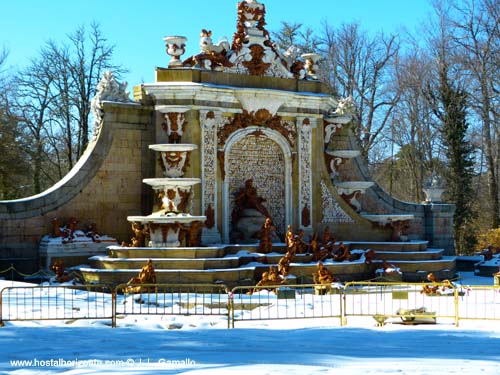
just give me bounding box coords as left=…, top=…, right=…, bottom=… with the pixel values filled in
left=127, top=143, right=206, bottom=247
left=70, top=0, right=456, bottom=287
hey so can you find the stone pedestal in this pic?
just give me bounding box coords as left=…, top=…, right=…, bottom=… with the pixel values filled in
left=233, top=209, right=266, bottom=243
left=423, top=203, right=456, bottom=255
left=39, top=235, right=117, bottom=270
left=201, top=227, right=222, bottom=245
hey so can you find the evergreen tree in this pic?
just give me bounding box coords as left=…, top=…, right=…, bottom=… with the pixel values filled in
left=437, top=65, right=476, bottom=253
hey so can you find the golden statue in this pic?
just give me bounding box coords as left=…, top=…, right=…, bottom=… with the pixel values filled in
left=421, top=272, right=453, bottom=295
left=313, top=262, right=337, bottom=285
left=333, top=242, right=352, bottom=262
left=267, top=265, right=282, bottom=284
left=126, top=222, right=149, bottom=247
left=50, top=260, right=71, bottom=283
left=278, top=252, right=292, bottom=276
left=257, top=217, right=275, bottom=253
left=249, top=266, right=284, bottom=294
left=124, top=259, right=157, bottom=293
left=285, top=224, right=294, bottom=248
left=294, top=229, right=309, bottom=254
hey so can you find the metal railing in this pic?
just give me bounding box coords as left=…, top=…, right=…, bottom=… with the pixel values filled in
left=456, top=285, right=500, bottom=322
left=229, top=284, right=343, bottom=328
left=0, top=284, right=113, bottom=325
left=343, top=281, right=461, bottom=326
left=113, top=283, right=229, bottom=328
left=1, top=282, right=499, bottom=328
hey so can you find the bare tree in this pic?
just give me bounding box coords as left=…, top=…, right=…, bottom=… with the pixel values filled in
left=0, top=49, right=31, bottom=199
left=68, top=23, right=122, bottom=156
left=15, top=54, right=57, bottom=193
left=318, top=22, right=401, bottom=160
left=447, top=0, right=500, bottom=228
left=383, top=49, right=439, bottom=202
left=11, top=23, right=124, bottom=195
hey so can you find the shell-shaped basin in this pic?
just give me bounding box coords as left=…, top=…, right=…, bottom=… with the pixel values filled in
left=143, top=178, right=201, bottom=188
left=149, top=144, right=198, bottom=152
left=325, top=150, right=361, bottom=158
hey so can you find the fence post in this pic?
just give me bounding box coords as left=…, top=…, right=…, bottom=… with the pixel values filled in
left=341, top=283, right=349, bottom=326
left=111, top=287, right=117, bottom=328
left=227, top=290, right=233, bottom=329
left=454, top=286, right=459, bottom=327
left=0, top=288, right=4, bottom=327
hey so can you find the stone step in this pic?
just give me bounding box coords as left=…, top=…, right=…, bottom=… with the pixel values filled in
left=258, top=253, right=314, bottom=264
left=108, top=246, right=226, bottom=259
left=373, top=256, right=457, bottom=273
left=90, top=256, right=241, bottom=270
left=79, top=266, right=256, bottom=286
left=254, top=260, right=372, bottom=284
left=223, top=243, right=288, bottom=255
left=373, top=249, right=444, bottom=261
left=403, top=269, right=457, bottom=282
left=80, top=255, right=457, bottom=286
left=346, top=241, right=429, bottom=252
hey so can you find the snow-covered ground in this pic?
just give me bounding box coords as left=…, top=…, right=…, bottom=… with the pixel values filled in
left=0, top=272, right=499, bottom=375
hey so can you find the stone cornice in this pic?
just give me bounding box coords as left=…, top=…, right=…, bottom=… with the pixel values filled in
left=142, top=82, right=336, bottom=115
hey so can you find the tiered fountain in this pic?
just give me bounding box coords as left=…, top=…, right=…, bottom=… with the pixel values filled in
left=127, top=143, right=205, bottom=247
left=79, top=144, right=219, bottom=286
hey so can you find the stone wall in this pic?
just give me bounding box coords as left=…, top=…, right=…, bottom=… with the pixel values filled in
left=0, top=102, right=154, bottom=275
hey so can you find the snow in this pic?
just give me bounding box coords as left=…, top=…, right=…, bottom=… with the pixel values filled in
left=480, top=254, right=500, bottom=267
left=0, top=273, right=499, bottom=375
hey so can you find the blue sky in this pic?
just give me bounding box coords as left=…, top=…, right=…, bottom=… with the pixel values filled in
left=1, top=0, right=432, bottom=88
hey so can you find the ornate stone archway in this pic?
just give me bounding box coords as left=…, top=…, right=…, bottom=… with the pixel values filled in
left=222, top=127, right=292, bottom=243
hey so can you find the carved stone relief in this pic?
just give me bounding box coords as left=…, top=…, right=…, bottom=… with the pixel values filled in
left=199, top=109, right=224, bottom=243
left=320, top=180, right=354, bottom=224
left=298, top=117, right=313, bottom=228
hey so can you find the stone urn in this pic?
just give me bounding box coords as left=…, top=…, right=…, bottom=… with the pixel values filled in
left=164, top=36, right=187, bottom=67
left=423, top=174, right=445, bottom=203
left=423, top=187, right=445, bottom=203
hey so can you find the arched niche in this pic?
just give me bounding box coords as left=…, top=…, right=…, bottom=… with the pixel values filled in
left=222, top=126, right=293, bottom=243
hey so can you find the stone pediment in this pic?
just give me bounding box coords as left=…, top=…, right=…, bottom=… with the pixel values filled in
left=176, top=1, right=320, bottom=81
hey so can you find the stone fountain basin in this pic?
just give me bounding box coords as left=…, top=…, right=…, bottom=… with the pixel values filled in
left=142, top=178, right=201, bottom=188
left=361, top=214, right=415, bottom=225
left=149, top=144, right=198, bottom=152
left=324, top=115, right=352, bottom=124
left=127, top=214, right=206, bottom=224
left=325, top=150, right=361, bottom=158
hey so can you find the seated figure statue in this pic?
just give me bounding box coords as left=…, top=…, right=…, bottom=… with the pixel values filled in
left=50, top=260, right=71, bottom=283
left=250, top=267, right=284, bottom=294
left=278, top=252, right=293, bottom=276
left=124, top=259, right=157, bottom=294
left=267, top=265, right=282, bottom=285
left=333, top=242, right=352, bottom=262
left=233, top=179, right=270, bottom=221
left=313, top=262, right=337, bottom=285
left=294, top=229, right=309, bottom=254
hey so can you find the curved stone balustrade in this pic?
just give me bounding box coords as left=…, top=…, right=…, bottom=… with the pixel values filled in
left=360, top=214, right=415, bottom=225
left=335, top=181, right=375, bottom=195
